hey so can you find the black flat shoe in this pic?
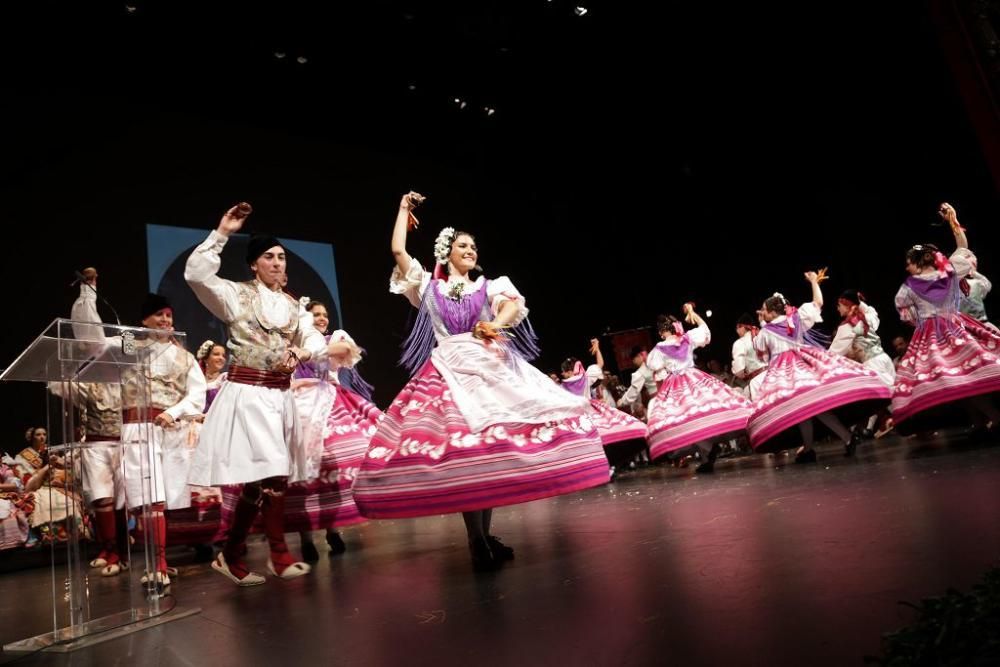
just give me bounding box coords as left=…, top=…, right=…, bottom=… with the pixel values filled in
left=486, top=535, right=514, bottom=561
left=794, top=448, right=818, bottom=464
left=469, top=536, right=502, bottom=571
left=300, top=539, right=320, bottom=563
left=326, top=531, right=347, bottom=555
left=845, top=431, right=862, bottom=457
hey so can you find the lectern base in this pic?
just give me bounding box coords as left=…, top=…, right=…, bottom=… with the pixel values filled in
left=3, top=606, right=201, bottom=654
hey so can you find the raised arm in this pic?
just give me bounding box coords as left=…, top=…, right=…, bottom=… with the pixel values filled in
left=682, top=303, right=712, bottom=349
left=391, top=191, right=425, bottom=276
left=70, top=269, right=107, bottom=347
left=184, top=203, right=250, bottom=323
left=589, top=338, right=605, bottom=370
left=939, top=202, right=968, bottom=250
left=65, top=267, right=123, bottom=362
left=683, top=302, right=707, bottom=329
left=804, top=270, right=824, bottom=308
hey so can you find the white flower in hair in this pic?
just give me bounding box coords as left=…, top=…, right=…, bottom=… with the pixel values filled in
left=434, top=227, right=456, bottom=266
left=196, top=340, right=216, bottom=360
left=299, top=295, right=311, bottom=309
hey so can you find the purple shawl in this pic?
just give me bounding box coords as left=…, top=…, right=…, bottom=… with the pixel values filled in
left=400, top=278, right=540, bottom=375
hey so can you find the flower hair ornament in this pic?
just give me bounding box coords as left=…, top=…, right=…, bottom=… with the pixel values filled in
left=768, top=293, right=797, bottom=333
left=196, top=340, right=216, bottom=360
left=909, top=244, right=953, bottom=278
left=432, top=227, right=456, bottom=280
left=434, top=227, right=456, bottom=266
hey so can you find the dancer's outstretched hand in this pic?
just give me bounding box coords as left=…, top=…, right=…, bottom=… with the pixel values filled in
left=401, top=192, right=425, bottom=231
left=218, top=202, right=253, bottom=236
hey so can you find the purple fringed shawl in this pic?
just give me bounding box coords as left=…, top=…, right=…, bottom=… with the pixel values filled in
left=338, top=367, right=375, bottom=402
left=651, top=335, right=696, bottom=374
left=560, top=363, right=590, bottom=397
left=905, top=273, right=959, bottom=310
left=294, top=333, right=332, bottom=380
left=294, top=333, right=376, bottom=401
left=432, top=281, right=489, bottom=335
left=761, top=311, right=830, bottom=350
left=560, top=376, right=589, bottom=397
left=205, top=383, right=222, bottom=411
left=399, top=278, right=541, bottom=376
left=293, top=359, right=321, bottom=380
left=654, top=336, right=692, bottom=362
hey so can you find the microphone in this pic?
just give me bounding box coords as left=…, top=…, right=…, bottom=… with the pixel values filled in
left=70, top=270, right=87, bottom=287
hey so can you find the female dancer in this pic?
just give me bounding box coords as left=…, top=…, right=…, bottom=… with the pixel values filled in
left=558, top=338, right=648, bottom=446
left=284, top=300, right=381, bottom=560
left=829, top=290, right=896, bottom=438
left=644, top=304, right=753, bottom=473
left=747, top=271, right=890, bottom=461
left=352, top=192, right=609, bottom=571
left=197, top=340, right=228, bottom=410
left=892, top=230, right=1000, bottom=434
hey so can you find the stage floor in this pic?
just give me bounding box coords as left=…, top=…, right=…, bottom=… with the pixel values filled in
left=3, top=430, right=999, bottom=666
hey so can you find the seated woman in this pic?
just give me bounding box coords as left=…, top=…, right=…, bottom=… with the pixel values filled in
left=13, top=427, right=87, bottom=546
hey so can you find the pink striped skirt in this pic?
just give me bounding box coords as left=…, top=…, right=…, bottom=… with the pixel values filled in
left=352, top=361, right=610, bottom=519
left=646, top=369, right=752, bottom=459
left=748, top=347, right=890, bottom=451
